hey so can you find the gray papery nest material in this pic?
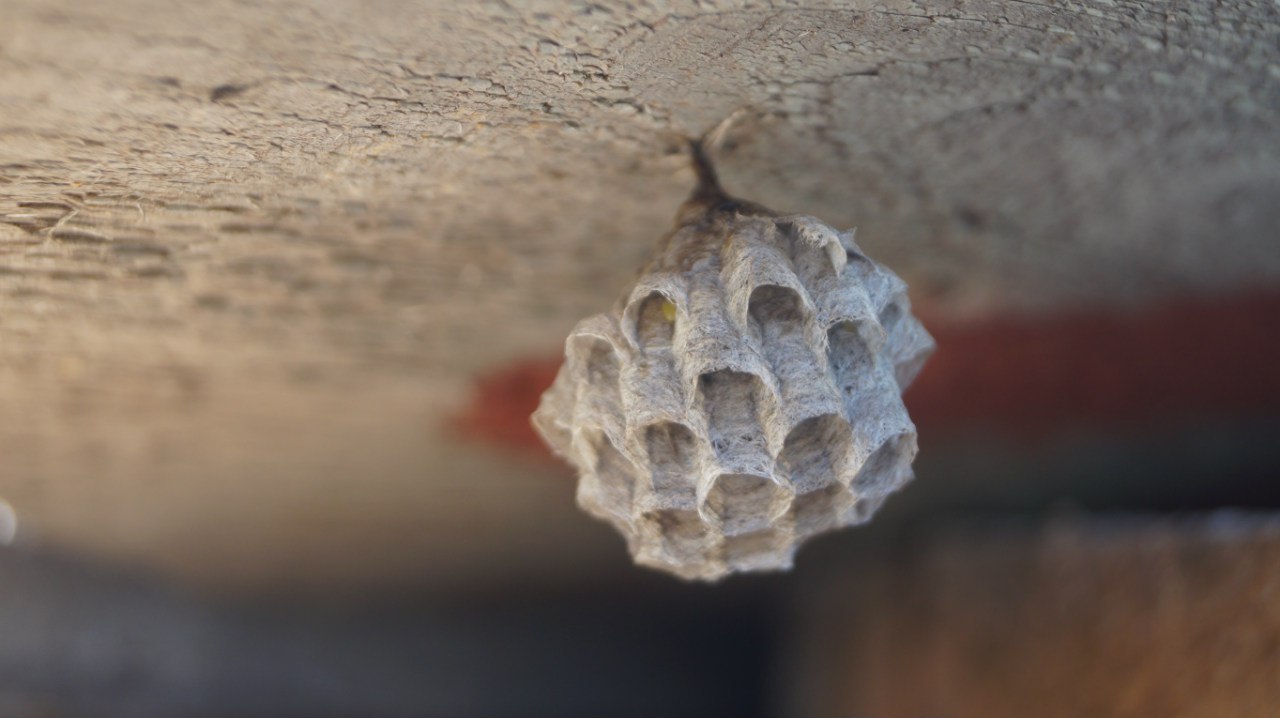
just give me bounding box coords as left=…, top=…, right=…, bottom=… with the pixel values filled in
left=533, top=145, right=934, bottom=580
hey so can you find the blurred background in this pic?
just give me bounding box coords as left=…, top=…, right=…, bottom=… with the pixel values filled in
left=1, top=1, right=1278, bottom=716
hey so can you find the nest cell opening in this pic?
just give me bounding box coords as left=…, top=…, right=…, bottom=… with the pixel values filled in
left=634, top=292, right=676, bottom=350
left=778, top=413, right=853, bottom=494
left=827, top=322, right=875, bottom=398
left=847, top=494, right=886, bottom=524
left=852, top=433, right=914, bottom=498
left=583, top=338, right=620, bottom=389
left=698, top=370, right=769, bottom=466
left=790, top=483, right=850, bottom=536
left=723, top=529, right=787, bottom=571
left=586, top=429, right=637, bottom=515
left=703, top=473, right=787, bottom=535
left=643, top=421, right=697, bottom=503
left=783, top=225, right=840, bottom=282
left=571, top=336, right=624, bottom=422
left=751, top=285, right=830, bottom=405
left=878, top=301, right=902, bottom=334
left=646, top=509, right=709, bottom=564
left=748, top=284, right=805, bottom=335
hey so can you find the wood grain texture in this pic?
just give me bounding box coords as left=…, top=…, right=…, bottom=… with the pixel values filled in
left=790, top=514, right=1280, bottom=718
left=0, top=0, right=1276, bottom=589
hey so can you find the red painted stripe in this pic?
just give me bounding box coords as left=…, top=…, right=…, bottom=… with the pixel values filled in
left=453, top=291, right=1280, bottom=455
left=906, top=291, right=1280, bottom=436
left=453, top=357, right=564, bottom=458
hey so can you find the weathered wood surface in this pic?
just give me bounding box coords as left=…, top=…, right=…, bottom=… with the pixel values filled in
left=791, top=514, right=1280, bottom=718
left=0, top=0, right=1276, bottom=589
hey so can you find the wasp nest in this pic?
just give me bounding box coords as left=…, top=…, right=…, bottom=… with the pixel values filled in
left=533, top=150, right=934, bottom=580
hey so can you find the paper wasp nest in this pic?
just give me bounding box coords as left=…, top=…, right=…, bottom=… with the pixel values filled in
left=533, top=152, right=934, bottom=580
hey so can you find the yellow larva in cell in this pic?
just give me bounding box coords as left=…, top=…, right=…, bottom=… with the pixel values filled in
left=660, top=298, right=677, bottom=323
